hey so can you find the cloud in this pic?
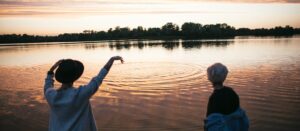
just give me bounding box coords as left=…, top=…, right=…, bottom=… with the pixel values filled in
left=1, top=0, right=300, bottom=5
left=0, top=0, right=299, bottom=16
left=0, top=0, right=218, bottom=16
left=202, top=0, right=300, bottom=3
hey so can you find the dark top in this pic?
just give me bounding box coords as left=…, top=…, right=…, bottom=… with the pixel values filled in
left=206, top=86, right=240, bottom=116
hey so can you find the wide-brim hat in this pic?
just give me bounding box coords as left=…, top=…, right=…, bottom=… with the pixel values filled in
left=55, top=59, right=84, bottom=83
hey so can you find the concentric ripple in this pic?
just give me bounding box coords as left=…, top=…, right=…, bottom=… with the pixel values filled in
left=103, top=62, right=206, bottom=91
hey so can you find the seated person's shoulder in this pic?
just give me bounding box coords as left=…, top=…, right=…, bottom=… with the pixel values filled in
left=213, top=86, right=239, bottom=99
left=223, top=86, right=237, bottom=93
left=223, top=86, right=233, bottom=90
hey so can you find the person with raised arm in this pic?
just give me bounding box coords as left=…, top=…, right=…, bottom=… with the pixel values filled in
left=44, top=56, right=124, bottom=131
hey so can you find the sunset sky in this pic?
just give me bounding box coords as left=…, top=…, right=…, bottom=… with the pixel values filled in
left=0, top=0, right=299, bottom=35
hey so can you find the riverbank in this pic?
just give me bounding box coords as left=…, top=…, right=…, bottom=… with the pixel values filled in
left=1, top=22, right=299, bottom=44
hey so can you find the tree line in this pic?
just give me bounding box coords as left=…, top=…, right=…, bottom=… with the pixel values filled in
left=1, top=22, right=299, bottom=43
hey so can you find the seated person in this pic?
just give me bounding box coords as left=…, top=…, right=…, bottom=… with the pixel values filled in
left=205, top=63, right=249, bottom=131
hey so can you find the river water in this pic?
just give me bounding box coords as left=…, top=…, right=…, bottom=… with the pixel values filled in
left=0, top=36, right=300, bottom=131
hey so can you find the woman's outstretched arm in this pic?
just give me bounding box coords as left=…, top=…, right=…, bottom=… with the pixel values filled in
left=103, top=56, right=124, bottom=71
left=78, top=56, right=124, bottom=99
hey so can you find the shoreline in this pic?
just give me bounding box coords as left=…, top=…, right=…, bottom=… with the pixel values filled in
left=0, top=35, right=298, bottom=45
left=1, top=22, right=299, bottom=44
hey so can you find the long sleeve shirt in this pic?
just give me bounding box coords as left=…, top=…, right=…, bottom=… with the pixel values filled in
left=44, top=68, right=108, bottom=131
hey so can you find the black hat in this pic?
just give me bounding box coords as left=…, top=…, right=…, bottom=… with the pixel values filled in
left=55, top=59, right=84, bottom=83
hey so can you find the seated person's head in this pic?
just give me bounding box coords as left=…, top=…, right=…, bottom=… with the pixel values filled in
left=207, top=63, right=228, bottom=87
left=55, top=59, right=84, bottom=84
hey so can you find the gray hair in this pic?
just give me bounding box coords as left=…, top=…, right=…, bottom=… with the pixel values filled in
left=207, top=63, right=228, bottom=84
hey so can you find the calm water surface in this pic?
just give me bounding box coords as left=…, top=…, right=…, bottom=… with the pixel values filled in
left=0, top=36, right=300, bottom=131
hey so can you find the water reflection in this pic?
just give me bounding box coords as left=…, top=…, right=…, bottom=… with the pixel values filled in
left=1, top=61, right=300, bottom=130
left=106, top=39, right=232, bottom=50
left=84, top=43, right=106, bottom=50
left=0, top=39, right=234, bottom=52
left=1, top=37, right=300, bottom=67
left=108, top=41, right=132, bottom=50
left=1, top=36, right=300, bottom=130
left=182, top=40, right=232, bottom=49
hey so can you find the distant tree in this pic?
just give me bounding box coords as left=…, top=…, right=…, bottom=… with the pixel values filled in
left=294, top=28, right=300, bottom=34
left=147, top=27, right=161, bottom=36
left=201, top=23, right=235, bottom=37
left=132, top=26, right=145, bottom=38
left=96, top=31, right=107, bottom=39
left=181, top=22, right=203, bottom=37
left=83, top=30, right=95, bottom=34
left=219, top=23, right=235, bottom=36
left=161, top=22, right=179, bottom=36
left=0, top=22, right=299, bottom=44
left=272, top=26, right=294, bottom=36
left=119, top=27, right=131, bottom=38
left=236, top=28, right=251, bottom=36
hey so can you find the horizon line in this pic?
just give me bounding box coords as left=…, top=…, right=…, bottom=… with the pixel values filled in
left=0, top=22, right=298, bottom=36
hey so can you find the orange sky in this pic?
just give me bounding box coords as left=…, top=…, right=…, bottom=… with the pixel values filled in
left=0, top=0, right=300, bottom=35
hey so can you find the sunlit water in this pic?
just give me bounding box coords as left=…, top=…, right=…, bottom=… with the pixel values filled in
left=0, top=36, right=300, bottom=131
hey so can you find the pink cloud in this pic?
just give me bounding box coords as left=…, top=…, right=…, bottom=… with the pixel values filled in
left=0, top=0, right=299, bottom=16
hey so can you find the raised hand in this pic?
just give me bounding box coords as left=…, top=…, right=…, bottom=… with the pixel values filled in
left=112, top=56, right=124, bottom=63
left=104, top=56, right=124, bottom=71
left=50, top=59, right=63, bottom=72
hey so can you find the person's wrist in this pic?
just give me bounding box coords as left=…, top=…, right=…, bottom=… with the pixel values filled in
left=110, top=57, right=116, bottom=61
left=47, top=70, right=54, bottom=75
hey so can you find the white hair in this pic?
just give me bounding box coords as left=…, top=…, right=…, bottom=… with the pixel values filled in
left=207, top=63, right=228, bottom=84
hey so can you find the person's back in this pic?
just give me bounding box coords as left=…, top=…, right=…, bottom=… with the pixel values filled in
left=46, top=87, right=97, bottom=131
left=44, top=56, right=123, bottom=131
left=206, top=86, right=239, bottom=116
left=204, top=63, right=249, bottom=131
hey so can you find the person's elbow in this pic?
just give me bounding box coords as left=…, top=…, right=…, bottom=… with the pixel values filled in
left=44, top=89, right=57, bottom=104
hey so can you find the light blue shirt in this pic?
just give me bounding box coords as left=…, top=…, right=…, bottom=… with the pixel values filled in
left=204, top=108, right=249, bottom=131
left=44, top=68, right=108, bottom=131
